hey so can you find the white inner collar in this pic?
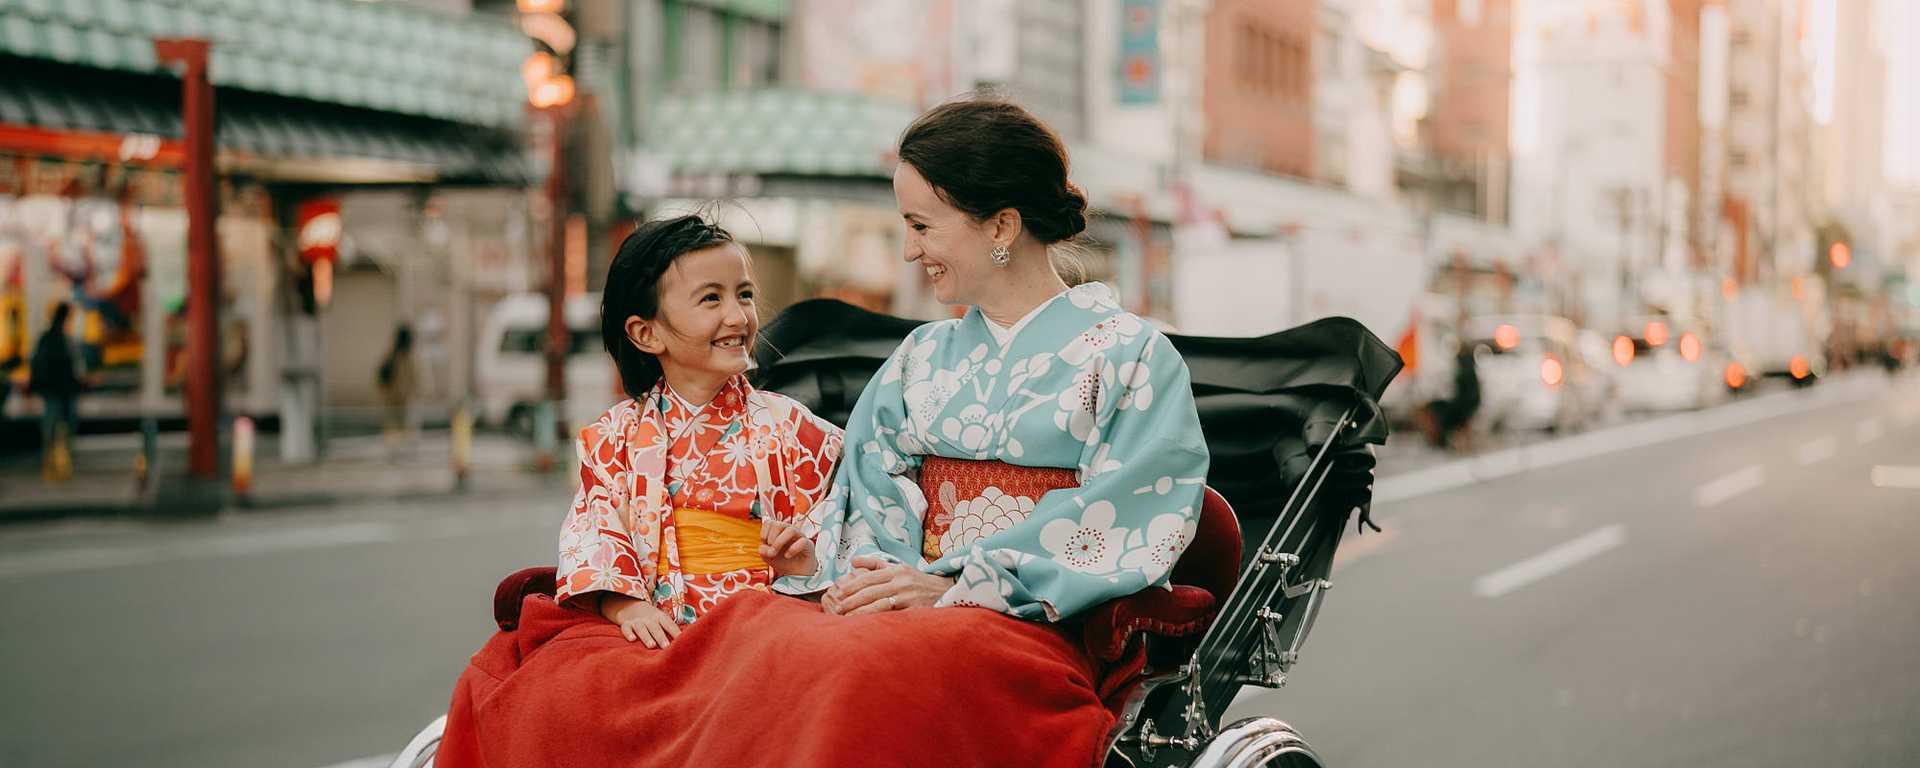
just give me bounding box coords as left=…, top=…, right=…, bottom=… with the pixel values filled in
left=664, top=384, right=711, bottom=415
left=983, top=288, right=1067, bottom=346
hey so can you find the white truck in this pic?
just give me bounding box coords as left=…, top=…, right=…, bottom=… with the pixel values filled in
left=1718, top=280, right=1830, bottom=386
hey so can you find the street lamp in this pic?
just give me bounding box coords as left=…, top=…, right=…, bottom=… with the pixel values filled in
left=530, top=75, right=575, bottom=109
left=520, top=2, right=575, bottom=470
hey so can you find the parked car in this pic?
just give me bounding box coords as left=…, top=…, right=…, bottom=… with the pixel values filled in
left=1462, top=315, right=1613, bottom=433
left=1609, top=318, right=1735, bottom=413
left=475, top=293, right=620, bottom=435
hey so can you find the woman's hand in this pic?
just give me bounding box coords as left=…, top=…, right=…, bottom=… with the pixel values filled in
left=600, top=594, right=680, bottom=649
left=822, top=555, right=955, bottom=615
left=758, top=518, right=816, bottom=577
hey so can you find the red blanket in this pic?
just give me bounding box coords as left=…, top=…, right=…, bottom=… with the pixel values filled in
left=438, top=590, right=1114, bottom=768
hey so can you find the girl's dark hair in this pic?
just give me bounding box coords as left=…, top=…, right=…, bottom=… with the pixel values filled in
left=601, top=214, right=736, bottom=398
left=897, top=98, right=1089, bottom=245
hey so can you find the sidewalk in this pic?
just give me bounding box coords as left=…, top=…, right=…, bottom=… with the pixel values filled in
left=0, top=428, right=576, bottom=524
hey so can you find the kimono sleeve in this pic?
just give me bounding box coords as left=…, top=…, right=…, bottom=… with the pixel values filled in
left=772, top=332, right=930, bottom=595
left=934, top=331, right=1210, bottom=621
left=556, top=408, right=658, bottom=608
left=778, top=401, right=844, bottom=520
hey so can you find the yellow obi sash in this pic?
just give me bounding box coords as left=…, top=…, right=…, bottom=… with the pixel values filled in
left=669, top=507, right=768, bottom=575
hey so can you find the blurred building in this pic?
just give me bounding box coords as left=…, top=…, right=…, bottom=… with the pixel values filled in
left=1511, top=0, right=1715, bottom=327
left=0, top=0, right=532, bottom=451
left=571, top=0, right=1553, bottom=346
left=1718, top=0, right=1818, bottom=283
left=1202, top=0, right=1317, bottom=178
left=1817, top=0, right=1890, bottom=283
left=1423, top=0, right=1513, bottom=222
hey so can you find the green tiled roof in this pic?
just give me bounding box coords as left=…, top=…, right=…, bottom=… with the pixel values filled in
left=0, top=0, right=530, bottom=129
left=644, top=89, right=913, bottom=177
left=684, top=0, right=790, bottom=23
left=1, top=55, right=527, bottom=183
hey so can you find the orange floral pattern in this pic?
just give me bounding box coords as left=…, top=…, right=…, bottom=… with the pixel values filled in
left=557, top=375, right=842, bottom=625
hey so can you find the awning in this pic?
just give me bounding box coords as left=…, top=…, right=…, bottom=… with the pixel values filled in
left=0, top=0, right=529, bottom=129
left=0, top=55, right=527, bottom=184
left=642, top=88, right=914, bottom=179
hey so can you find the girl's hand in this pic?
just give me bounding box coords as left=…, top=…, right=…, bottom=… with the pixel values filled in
left=822, top=555, right=955, bottom=615
left=601, top=594, right=680, bottom=649
left=758, top=518, right=816, bottom=577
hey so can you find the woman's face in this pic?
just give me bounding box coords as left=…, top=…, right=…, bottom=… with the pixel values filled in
left=629, top=243, right=758, bottom=387
left=894, top=161, right=999, bottom=306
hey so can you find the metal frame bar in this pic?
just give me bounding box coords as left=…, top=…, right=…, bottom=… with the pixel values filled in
left=1107, top=406, right=1366, bottom=764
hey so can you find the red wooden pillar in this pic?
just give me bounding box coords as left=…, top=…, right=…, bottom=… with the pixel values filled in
left=156, top=38, right=221, bottom=479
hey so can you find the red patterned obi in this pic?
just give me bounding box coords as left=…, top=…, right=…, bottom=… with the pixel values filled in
left=918, top=457, right=1079, bottom=561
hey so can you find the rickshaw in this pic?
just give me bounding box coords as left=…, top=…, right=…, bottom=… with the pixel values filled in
left=392, top=299, right=1400, bottom=768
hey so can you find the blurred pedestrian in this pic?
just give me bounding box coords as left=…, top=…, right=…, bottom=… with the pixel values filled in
left=1418, top=341, right=1481, bottom=452
left=28, top=301, right=83, bottom=481
left=377, top=324, right=418, bottom=449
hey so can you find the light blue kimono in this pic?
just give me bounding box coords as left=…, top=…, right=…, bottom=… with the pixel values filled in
left=776, top=282, right=1210, bottom=621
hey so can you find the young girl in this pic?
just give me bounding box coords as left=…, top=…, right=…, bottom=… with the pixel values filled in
left=557, top=214, right=841, bottom=648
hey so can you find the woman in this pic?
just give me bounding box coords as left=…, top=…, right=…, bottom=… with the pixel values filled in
left=782, top=98, right=1210, bottom=625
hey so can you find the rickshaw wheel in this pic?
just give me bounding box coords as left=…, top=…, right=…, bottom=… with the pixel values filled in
left=388, top=715, right=445, bottom=768
left=1188, top=717, right=1324, bottom=768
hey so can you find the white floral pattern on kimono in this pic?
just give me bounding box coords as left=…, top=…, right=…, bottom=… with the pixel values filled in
left=775, top=283, right=1209, bottom=621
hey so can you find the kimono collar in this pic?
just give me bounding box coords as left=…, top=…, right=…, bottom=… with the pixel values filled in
left=628, top=375, right=752, bottom=481
left=655, top=375, right=749, bottom=424
left=973, top=283, right=1095, bottom=345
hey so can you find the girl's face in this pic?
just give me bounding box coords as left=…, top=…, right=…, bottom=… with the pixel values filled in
left=626, top=243, right=758, bottom=390
left=894, top=161, right=1002, bottom=306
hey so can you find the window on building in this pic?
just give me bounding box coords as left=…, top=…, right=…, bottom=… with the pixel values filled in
left=1729, top=87, right=1749, bottom=109
left=1239, top=20, right=1308, bottom=106
left=1729, top=148, right=1748, bottom=169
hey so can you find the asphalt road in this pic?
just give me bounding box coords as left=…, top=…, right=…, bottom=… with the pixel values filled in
left=1, top=372, right=1916, bottom=767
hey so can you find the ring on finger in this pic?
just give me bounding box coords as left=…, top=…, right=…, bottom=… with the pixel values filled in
left=886, top=595, right=898, bottom=610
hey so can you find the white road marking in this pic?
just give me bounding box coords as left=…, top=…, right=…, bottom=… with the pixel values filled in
left=1473, top=525, right=1627, bottom=598
left=1375, top=373, right=1886, bottom=505
left=311, top=755, right=396, bottom=768
left=0, top=522, right=400, bottom=580
left=1870, top=466, right=1920, bottom=489
left=1695, top=465, right=1765, bottom=508
left=1797, top=437, right=1838, bottom=466
left=1855, top=419, right=1884, bottom=445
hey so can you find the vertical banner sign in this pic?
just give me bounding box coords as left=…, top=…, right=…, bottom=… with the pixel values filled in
left=1118, top=0, right=1161, bottom=105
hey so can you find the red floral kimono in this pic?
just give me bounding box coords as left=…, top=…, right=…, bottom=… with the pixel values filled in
left=557, top=375, right=841, bottom=623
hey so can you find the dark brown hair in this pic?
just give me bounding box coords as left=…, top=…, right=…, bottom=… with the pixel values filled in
left=897, top=98, right=1089, bottom=245
left=600, top=215, right=737, bottom=398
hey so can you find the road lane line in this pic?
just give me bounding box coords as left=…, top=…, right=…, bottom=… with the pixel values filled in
left=0, top=522, right=402, bottom=580
left=1695, top=465, right=1765, bottom=508
left=1870, top=466, right=1920, bottom=489
left=1797, top=436, right=1838, bottom=466
left=1473, top=525, right=1626, bottom=598
left=1855, top=419, right=1884, bottom=445
left=0, top=547, right=163, bottom=580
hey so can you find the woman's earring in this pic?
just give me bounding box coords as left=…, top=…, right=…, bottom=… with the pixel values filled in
left=990, top=245, right=1011, bottom=267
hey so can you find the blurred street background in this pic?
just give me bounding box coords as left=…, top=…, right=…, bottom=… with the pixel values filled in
left=1, top=0, right=1918, bottom=766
